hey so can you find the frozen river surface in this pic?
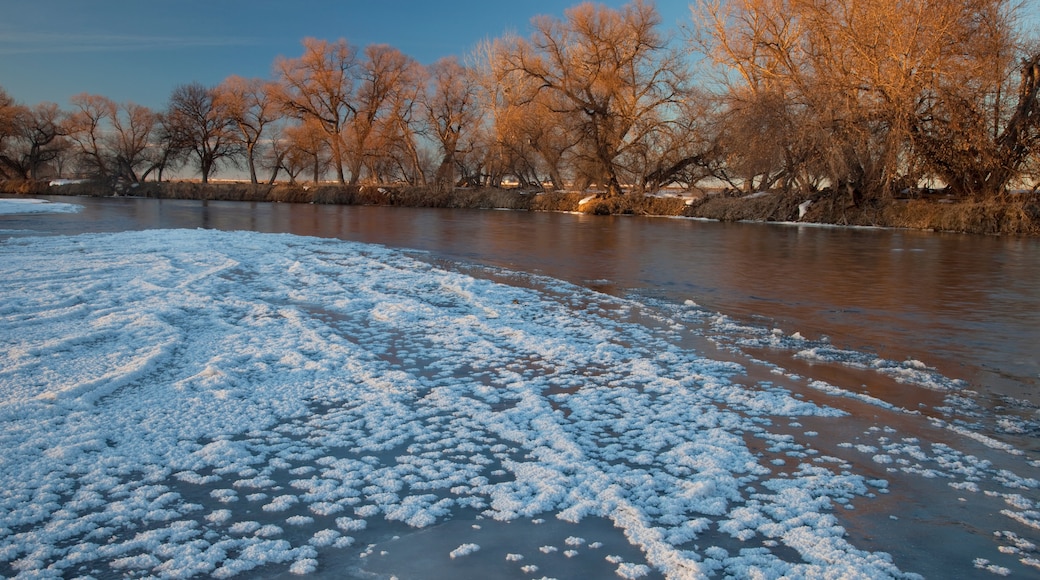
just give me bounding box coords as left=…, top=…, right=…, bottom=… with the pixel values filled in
left=0, top=196, right=1038, bottom=578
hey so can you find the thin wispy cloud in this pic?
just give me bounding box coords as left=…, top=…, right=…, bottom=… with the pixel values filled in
left=0, top=31, right=261, bottom=56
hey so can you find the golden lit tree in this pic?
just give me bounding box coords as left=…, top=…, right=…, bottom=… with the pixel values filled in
left=66, top=95, right=157, bottom=183
left=215, top=76, right=282, bottom=184
left=505, top=0, right=691, bottom=196
left=0, top=91, right=32, bottom=178
left=275, top=38, right=357, bottom=184
left=694, top=0, right=1039, bottom=200
left=421, top=56, right=482, bottom=190
left=346, top=44, right=420, bottom=184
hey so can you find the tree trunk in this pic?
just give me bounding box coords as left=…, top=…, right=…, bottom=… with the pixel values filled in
left=247, top=142, right=258, bottom=184
left=404, top=138, right=426, bottom=186
left=547, top=167, right=565, bottom=191
left=348, top=157, right=362, bottom=185
left=329, top=135, right=346, bottom=184
left=200, top=154, right=212, bottom=184
left=604, top=171, right=623, bottom=197
left=991, top=54, right=1040, bottom=194
left=434, top=155, right=455, bottom=191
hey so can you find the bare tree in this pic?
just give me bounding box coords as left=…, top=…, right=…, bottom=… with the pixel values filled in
left=421, top=56, right=482, bottom=190
left=504, top=0, right=690, bottom=197
left=65, top=93, right=114, bottom=178
left=473, top=37, right=581, bottom=190
left=275, top=38, right=356, bottom=184
left=635, top=90, right=719, bottom=192
left=0, top=87, right=21, bottom=141
left=166, top=82, right=239, bottom=183
left=216, top=76, right=282, bottom=184
left=372, top=63, right=427, bottom=185
left=109, top=102, right=157, bottom=183
left=258, top=123, right=288, bottom=185
left=345, top=44, right=419, bottom=184
left=65, top=95, right=156, bottom=183
left=0, top=88, right=27, bottom=178
left=142, top=112, right=188, bottom=182
left=280, top=118, right=331, bottom=184
left=8, top=102, right=68, bottom=180
left=693, top=0, right=1035, bottom=200
left=915, top=7, right=1040, bottom=198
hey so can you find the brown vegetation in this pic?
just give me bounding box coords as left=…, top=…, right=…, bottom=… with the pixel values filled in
left=693, top=0, right=1040, bottom=200
left=881, top=198, right=1040, bottom=236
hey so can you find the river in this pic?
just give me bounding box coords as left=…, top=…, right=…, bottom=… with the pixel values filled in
left=8, top=195, right=1039, bottom=412
left=2, top=194, right=1039, bottom=578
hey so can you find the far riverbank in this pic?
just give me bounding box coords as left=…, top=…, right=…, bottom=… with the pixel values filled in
left=4, top=179, right=1039, bottom=236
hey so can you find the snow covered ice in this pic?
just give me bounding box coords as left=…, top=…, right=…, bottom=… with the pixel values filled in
left=1, top=226, right=1038, bottom=578
left=0, top=197, right=82, bottom=216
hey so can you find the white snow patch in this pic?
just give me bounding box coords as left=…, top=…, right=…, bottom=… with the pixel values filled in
left=0, top=198, right=82, bottom=215
left=450, top=543, right=480, bottom=559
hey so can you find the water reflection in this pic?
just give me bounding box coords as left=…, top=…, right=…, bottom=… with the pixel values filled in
left=6, top=195, right=1040, bottom=405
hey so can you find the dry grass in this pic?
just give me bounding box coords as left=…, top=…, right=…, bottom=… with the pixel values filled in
left=582, top=194, right=689, bottom=216
left=0, top=179, right=50, bottom=195
left=684, top=190, right=1040, bottom=235
left=685, top=192, right=804, bottom=222
left=529, top=191, right=584, bottom=212
left=387, top=187, right=536, bottom=210
left=883, top=198, right=1040, bottom=235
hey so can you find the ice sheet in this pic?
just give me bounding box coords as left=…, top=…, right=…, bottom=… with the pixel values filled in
left=1, top=229, right=1036, bottom=578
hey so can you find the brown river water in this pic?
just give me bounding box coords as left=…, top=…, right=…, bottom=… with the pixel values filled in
left=3, top=195, right=1039, bottom=578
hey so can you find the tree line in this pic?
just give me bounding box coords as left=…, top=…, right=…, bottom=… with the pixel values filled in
left=1, top=0, right=1038, bottom=202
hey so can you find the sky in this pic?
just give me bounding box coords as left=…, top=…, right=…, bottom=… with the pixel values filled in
left=0, top=0, right=693, bottom=110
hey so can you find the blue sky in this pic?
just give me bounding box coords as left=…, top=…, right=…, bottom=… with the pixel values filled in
left=0, top=0, right=693, bottom=110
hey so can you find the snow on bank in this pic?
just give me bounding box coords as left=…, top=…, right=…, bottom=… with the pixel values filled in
left=0, top=197, right=82, bottom=215
left=0, top=229, right=1031, bottom=578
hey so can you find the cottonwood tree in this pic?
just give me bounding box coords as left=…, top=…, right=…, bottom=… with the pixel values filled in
left=0, top=89, right=29, bottom=179
left=796, top=0, right=991, bottom=198
left=469, top=38, right=529, bottom=188
left=11, top=102, right=67, bottom=180
left=691, top=0, right=812, bottom=192
left=109, top=101, right=157, bottom=182
left=275, top=38, right=356, bottom=184
left=145, top=112, right=189, bottom=182
left=421, top=56, right=482, bottom=190
left=0, top=87, right=20, bottom=139
left=504, top=0, right=691, bottom=196
left=694, top=0, right=1037, bottom=200
left=280, top=118, right=331, bottom=184
left=166, top=82, right=239, bottom=183
left=65, top=93, right=114, bottom=178
left=502, top=86, right=582, bottom=189
left=216, top=76, right=282, bottom=184
left=346, top=44, right=420, bottom=184
left=473, top=37, right=581, bottom=190
left=66, top=94, right=157, bottom=183
left=258, top=123, right=288, bottom=184
left=636, top=90, right=719, bottom=191
left=915, top=18, right=1040, bottom=197
left=372, top=66, right=427, bottom=185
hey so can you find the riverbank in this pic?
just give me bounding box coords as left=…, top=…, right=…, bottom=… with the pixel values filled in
left=5, top=179, right=1040, bottom=235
